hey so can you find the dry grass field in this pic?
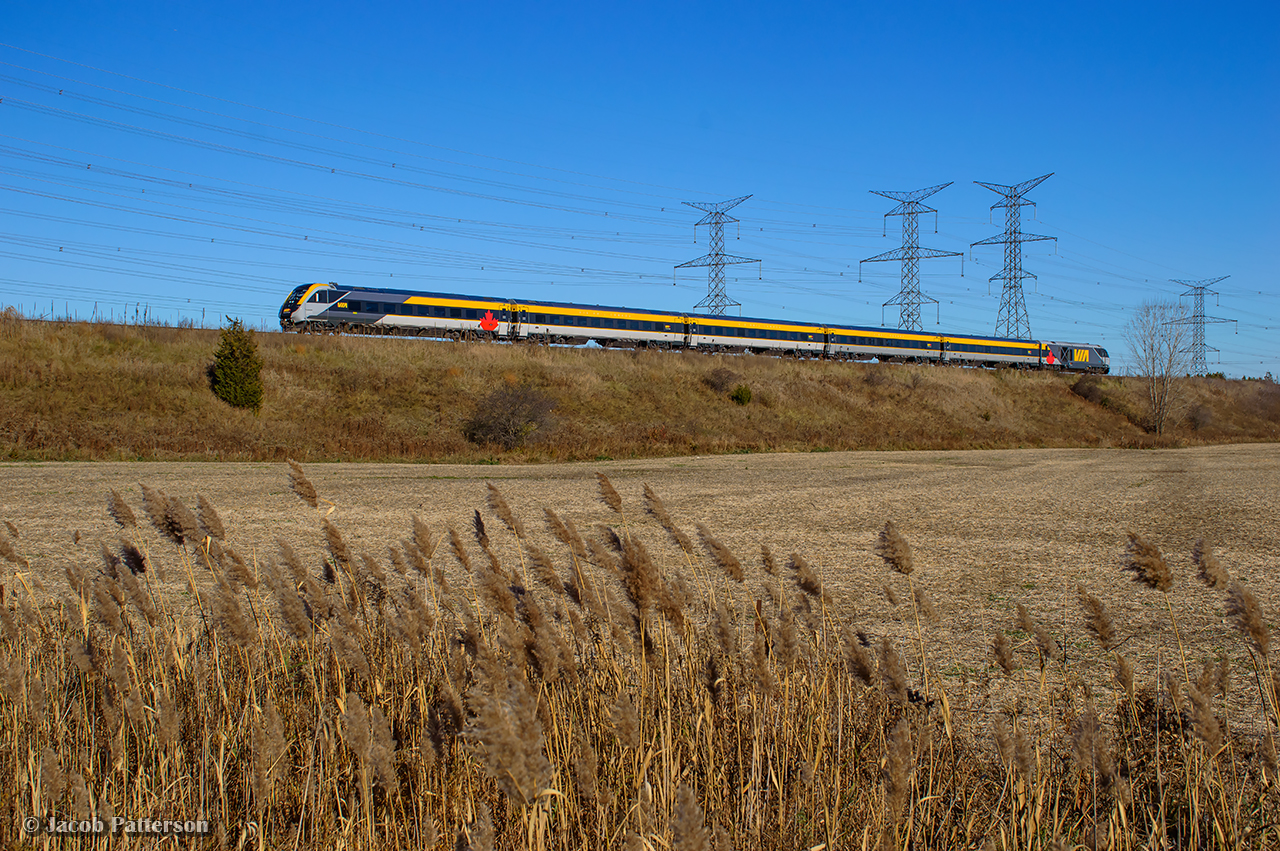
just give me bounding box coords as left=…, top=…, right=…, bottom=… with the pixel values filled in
left=4, top=312, right=1279, bottom=463
left=1, top=445, right=1278, bottom=849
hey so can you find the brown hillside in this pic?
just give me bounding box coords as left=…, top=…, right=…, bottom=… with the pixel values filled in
left=1, top=312, right=1276, bottom=461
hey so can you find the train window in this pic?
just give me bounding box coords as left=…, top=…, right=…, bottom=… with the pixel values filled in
left=1098, top=348, right=1108, bottom=357
left=449, top=307, right=462, bottom=319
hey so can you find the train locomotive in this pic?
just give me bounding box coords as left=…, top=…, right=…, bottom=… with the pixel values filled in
left=279, top=282, right=1109, bottom=373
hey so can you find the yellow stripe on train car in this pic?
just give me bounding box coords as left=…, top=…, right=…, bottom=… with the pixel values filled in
left=405, top=297, right=505, bottom=310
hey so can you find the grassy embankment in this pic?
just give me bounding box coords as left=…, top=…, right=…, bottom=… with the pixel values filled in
left=1, top=310, right=1276, bottom=461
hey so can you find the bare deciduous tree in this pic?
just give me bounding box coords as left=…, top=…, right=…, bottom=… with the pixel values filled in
left=1124, top=300, right=1191, bottom=434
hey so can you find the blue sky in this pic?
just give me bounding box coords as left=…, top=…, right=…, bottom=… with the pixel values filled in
left=3, top=1, right=1277, bottom=375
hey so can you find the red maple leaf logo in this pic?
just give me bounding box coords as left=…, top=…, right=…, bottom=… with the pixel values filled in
left=1045, top=348, right=1056, bottom=365
left=479, top=309, right=498, bottom=331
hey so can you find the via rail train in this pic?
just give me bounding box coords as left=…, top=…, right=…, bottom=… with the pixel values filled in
left=279, top=282, right=1110, bottom=373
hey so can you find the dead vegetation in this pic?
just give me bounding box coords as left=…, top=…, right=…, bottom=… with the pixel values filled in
left=0, top=314, right=1275, bottom=462
left=1, top=459, right=1280, bottom=849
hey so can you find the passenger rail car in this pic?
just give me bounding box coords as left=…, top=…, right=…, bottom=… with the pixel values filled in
left=279, top=282, right=1109, bottom=373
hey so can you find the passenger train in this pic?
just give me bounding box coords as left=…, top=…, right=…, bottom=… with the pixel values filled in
left=278, top=282, right=1109, bottom=373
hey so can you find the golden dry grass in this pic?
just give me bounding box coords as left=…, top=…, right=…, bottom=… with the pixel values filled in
left=2, top=314, right=1277, bottom=462
left=1, top=447, right=1279, bottom=848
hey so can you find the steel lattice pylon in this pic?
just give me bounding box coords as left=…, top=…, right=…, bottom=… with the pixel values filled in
left=1166, top=276, right=1235, bottom=375
left=675, top=195, right=759, bottom=315
left=859, top=182, right=962, bottom=331
left=971, top=173, right=1056, bottom=340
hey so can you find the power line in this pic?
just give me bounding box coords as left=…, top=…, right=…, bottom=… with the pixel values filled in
left=859, top=182, right=961, bottom=331
left=675, top=196, right=759, bottom=316
left=1167, top=276, right=1236, bottom=375
left=971, top=173, right=1056, bottom=339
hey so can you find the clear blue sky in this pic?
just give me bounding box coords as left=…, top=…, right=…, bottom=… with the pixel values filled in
left=3, top=2, right=1277, bottom=376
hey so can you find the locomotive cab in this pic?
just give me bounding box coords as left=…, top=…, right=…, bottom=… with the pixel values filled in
left=279, top=283, right=337, bottom=328
left=1042, top=341, right=1110, bottom=374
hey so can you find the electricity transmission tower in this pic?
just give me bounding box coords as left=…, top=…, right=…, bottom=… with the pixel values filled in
left=675, top=195, right=759, bottom=315
left=1167, top=276, right=1235, bottom=375
left=971, top=173, right=1056, bottom=339
left=859, top=182, right=962, bottom=331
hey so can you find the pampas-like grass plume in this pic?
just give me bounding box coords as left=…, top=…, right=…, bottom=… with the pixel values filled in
left=411, top=513, right=436, bottom=559
left=643, top=483, right=695, bottom=554
left=1187, top=685, right=1224, bottom=752
left=879, top=638, right=909, bottom=705
left=107, top=490, right=136, bottom=528
left=697, top=523, right=744, bottom=582
left=876, top=521, right=914, bottom=575
left=322, top=519, right=352, bottom=571
left=1077, top=585, right=1117, bottom=650
left=842, top=625, right=876, bottom=686
left=287, top=459, right=318, bottom=508
left=197, top=494, right=225, bottom=540
left=789, top=553, right=829, bottom=603
left=597, top=472, right=623, bottom=514
left=612, top=692, right=640, bottom=749
left=466, top=649, right=552, bottom=805
left=1124, top=531, right=1173, bottom=592
left=1193, top=538, right=1229, bottom=589
left=993, top=631, right=1015, bottom=675
left=0, top=528, right=27, bottom=569
left=913, top=584, right=940, bottom=624
left=448, top=526, right=473, bottom=573
left=486, top=483, right=526, bottom=539
left=459, top=801, right=494, bottom=851
left=545, top=507, right=589, bottom=561
left=750, top=630, right=775, bottom=695
left=1226, top=582, right=1270, bottom=657
left=139, top=483, right=184, bottom=545
left=1017, top=603, right=1063, bottom=664
left=760, top=543, right=778, bottom=576
left=525, top=541, right=564, bottom=595
left=672, top=784, right=711, bottom=851
left=166, top=495, right=201, bottom=545
left=993, top=716, right=1014, bottom=770
left=883, top=718, right=914, bottom=819
left=1114, top=653, right=1136, bottom=701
